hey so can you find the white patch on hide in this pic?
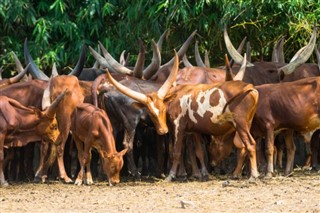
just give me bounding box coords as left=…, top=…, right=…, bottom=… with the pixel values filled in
left=150, top=102, right=159, bottom=116
left=195, top=88, right=228, bottom=123
left=173, top=94, right=191, bottom=144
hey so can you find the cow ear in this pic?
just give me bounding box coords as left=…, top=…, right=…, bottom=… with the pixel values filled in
left=131, top=102, right=145, bottom=109
left=164, top=93, right=177, bottom=103
left=119, top=148, right=128, bottom=156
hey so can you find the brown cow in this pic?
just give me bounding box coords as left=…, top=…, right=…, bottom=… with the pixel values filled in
left=41, top=75, right=86, bottom=183
left=70, top=103, right=127, bottom=186
left=0, top=92, right=65, bottom=186
left=106, top=51, right=260, bottom=181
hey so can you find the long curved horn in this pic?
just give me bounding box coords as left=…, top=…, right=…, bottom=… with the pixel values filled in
left=157, top=50, right=179, bottom=100
left=279, top=23, right=317, bottom=75
left=204, top=50, right=210, bottom=67
left=143, top=39, right=161, bottom=80
left=0, top=67, right=3, bottom=80
left=157, top=30, right=168, bottom=52
left=246, top=42, right=251, bottom=62
left=92, top=45, right=101, bottom=69
left=234, top=53, right=247, bottom=81
left=89, top=46, right=111, bottom=69
left=42, top=76, right=52, bottom=110
left=119, top=50, right=126, bottom=65
left=24, top=39, right=49, bottom=80
left=106, top=70, right=148, bottom=104
left=161, top=30, right=197, bottom=68
left=289, top=46, right=306, bottom=63
left=315, top=44, right=320, bottom=71
left=277, top=37, right=285, bottom=63
left=51, top=63, right=58, bottom=77
left=69, top=44, right=86, bottom=76
left=44, top=90, right=66, bottom=118
left=183, top=54, right=193, bottom=67
left=230, top=36, right=247, bottom=67
left=224, top=26, right=253, bottom=67
left=224, top=54, right=234, bottom=81
left=9, top=64, right=30, bottom=84
left=11, top=51, right=30, bottom=82
left=133, top=40, right=145, bottom=78
left=195, top=41, right=206, bottom=67
left=99, top=41, right=133, bottom=75
left=272, top=36, right=285, bottom=63
left=124, top=52, right=130, bottom=67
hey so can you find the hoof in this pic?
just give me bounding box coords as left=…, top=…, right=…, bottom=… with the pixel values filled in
left=230, top=175, right=240, bottom=180
left=129, top=171, right=141, bottom=181
left=33, top=176, right=42, bottom=183
left=74, top=179, right=82, bottom=186
left=201, top=175, right=209, bottom=182
left=33, top=175, right=47, bottom=183
left=0, top=181, right=9, bottom=187
left=85, top=179, right=94, bottom=185
left=311, top=165, right=320, bottom=172
left=264, top=172, right=273, bottom=179
left=164, top=175, right=174, bottom=182
left=62, top=177, right=74, bottom=184
left=248, top=176, right=258, bottom=183
left=284, top=171, right=294, bottom=177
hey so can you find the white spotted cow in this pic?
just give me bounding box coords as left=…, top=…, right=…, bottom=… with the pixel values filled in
left=106, top=51, right=260, bottom=181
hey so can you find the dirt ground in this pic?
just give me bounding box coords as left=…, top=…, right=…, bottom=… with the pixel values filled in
left=1, top=169, right=319, bottom=213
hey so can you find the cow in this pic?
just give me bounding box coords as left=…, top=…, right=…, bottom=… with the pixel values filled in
left=106, top=51, right=260, bottom=181
left=0, top=91, right=66, bottom=186
left=224, top=24, right=319, bottom=177
left=88, top=31, right=198, bottom=179
left=70, top=103, right=127, bottom=186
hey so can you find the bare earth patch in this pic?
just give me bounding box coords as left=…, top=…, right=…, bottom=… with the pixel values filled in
left=1, top=170, right=319, bottom=213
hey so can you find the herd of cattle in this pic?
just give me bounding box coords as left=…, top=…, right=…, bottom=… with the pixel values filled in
left=1, top=24, right=320, bottom=187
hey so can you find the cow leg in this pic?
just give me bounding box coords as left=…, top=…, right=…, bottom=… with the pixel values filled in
left=56, top=134, right=73, bottom=183
left=123, top=129, right=140, bottom=179
left=236, top=129, right=259, bottom=179
left=177, top=144, right=187, bottom=178
left=186, top=138, right=201, bottom=180
left=284, top=130, right=296, bottom=176
left=165, top=128, right=184, bottom=182
left=311, top=137, right=320, bottom=171
left=74, top=138, right=85, bottom=186
left=0, top=136, right=8, bottom=186
left=232, top=147, right=247, bottom=179
left=34, top=142, right=49, bottom=182
left=85, top=147, right=93, bottom=185
left=23, top=143, right=35, bottom=181
left=193, top=133, right=209, bottom=180
left=265, top=128, right=275, bottom=178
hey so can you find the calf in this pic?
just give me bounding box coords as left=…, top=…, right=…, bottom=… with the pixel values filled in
left=70, top=103, right=127, bottom=186
left=0, top=92, right=65, bottom=186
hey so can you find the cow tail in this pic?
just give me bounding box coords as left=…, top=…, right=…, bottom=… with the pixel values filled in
left=222, top=86, right=258, bottom=113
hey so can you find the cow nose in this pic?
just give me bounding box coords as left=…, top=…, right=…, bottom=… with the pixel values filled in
left=109, top=179, right=119, bottom=186
left=157, top=128, right=168, bottom=135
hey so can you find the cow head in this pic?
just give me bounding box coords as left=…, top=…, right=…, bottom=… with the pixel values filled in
left=106, top=51, right=179, bottom=135
left=208, top=134, right=234, bottom=167
left=101, top=148, right=127, bottom=186
left=37, top=91, right=66, bottom=144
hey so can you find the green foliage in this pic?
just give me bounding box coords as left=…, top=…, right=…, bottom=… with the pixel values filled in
left=0, top=0, right=319, bottom=77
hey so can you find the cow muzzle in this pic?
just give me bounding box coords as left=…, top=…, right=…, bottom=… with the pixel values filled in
left=157, top=128, right=168, bottom=135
